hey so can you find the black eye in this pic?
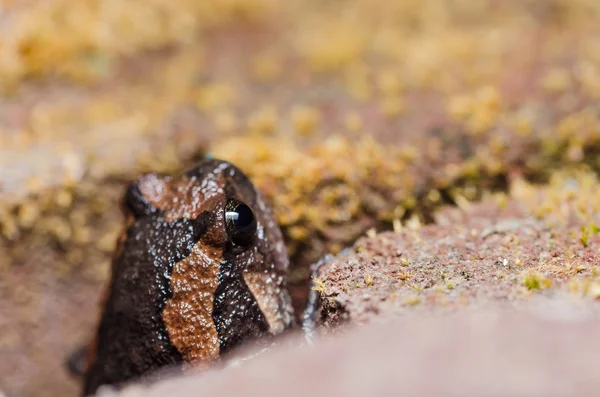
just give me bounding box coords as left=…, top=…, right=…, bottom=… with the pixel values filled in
left=225, top=199, right=257, bottom=246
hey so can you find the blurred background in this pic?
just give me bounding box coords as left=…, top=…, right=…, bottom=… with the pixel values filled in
left=2, top=0, right=600, bottom=396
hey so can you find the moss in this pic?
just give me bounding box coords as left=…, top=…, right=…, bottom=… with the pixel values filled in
left=311, top=276, right=327, bottom=294
left=402, top=295, right=421, bottom=306
left=523, top=271, right=551, bottom=291
left=581, top=226, right=590, bottom=248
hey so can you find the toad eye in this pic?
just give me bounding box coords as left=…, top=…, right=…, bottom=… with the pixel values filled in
left=225, top=199, right=257, bottom=246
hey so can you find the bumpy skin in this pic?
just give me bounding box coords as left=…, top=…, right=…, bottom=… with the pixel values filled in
left=82, top=159, right=295, bottom=396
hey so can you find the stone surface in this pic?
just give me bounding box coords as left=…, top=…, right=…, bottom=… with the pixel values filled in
left=96, top=307, right=600, bottom=397
left=315, top=197, right=600, bottom=328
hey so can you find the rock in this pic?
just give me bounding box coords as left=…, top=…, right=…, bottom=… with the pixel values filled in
left=313, top=199, right=600, bottom=328
left=102, top=307, right=600, bottom=397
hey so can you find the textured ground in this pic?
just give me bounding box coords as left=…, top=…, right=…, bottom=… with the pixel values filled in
left=314, top=186, right=600, bottom=329
left=3, top=1, right=600, bottom=396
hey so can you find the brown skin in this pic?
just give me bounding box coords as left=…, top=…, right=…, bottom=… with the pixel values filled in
left=81, top=159, right=295, bottom=396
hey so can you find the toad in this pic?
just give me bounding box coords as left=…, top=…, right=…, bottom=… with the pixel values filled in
left=77, top=159, right=298, bottom=395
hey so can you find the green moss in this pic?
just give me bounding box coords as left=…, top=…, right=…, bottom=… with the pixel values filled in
left=523, top=271, right=551, bottom=290
left=524, top=275, right=541, bottom=290
left=581, top=226, right=589, bottom=248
